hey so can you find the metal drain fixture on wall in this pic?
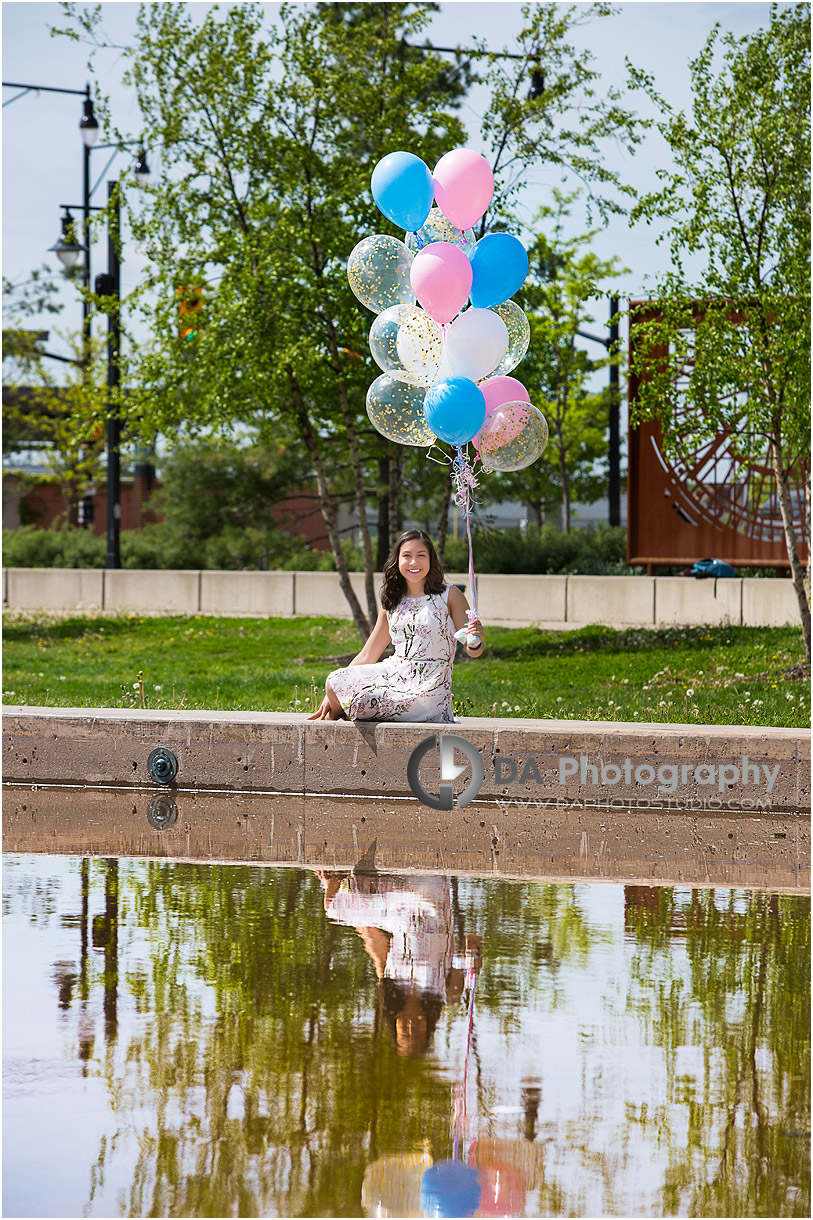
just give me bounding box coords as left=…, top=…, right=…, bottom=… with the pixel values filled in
left=147, top=747, right=179, bottom=786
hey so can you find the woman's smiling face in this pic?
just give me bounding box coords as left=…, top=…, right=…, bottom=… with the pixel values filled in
left=398, top=540, right=430, bottom=589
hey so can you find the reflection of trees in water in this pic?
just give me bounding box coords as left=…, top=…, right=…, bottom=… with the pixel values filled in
left=30, top=860, right=809, bottom=1217
left=74, top=864, right=597, bottom=1217
left=625, top=887, right=810, bottom=1218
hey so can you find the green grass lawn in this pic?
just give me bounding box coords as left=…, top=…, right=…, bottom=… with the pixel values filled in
left=2, top=610, right=809, bottom=729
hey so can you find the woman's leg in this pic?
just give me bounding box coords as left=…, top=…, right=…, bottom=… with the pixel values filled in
left=325, top=679, right=348, bottom=720
left=307, top=677, right=350, bottom=720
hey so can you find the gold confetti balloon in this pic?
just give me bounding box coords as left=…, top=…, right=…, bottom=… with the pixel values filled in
left=369, top=304, right=442, bottom=387
left=347, top=235, right=415, bottom=314
left=366, top=374, right=436, bottom=446
left=489, top=299, right=531, bottom=377
left=479, top=401, right=548, bottom=471
left=406, top=207, right=477, bottom=255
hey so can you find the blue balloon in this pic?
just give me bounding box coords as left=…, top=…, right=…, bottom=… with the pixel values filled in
left=468, top=233, right=529, bottom=309
left=420, top=1160, right=481, bottom=1218
left=423, top=377, right=486, bottom=447
left=371, top=151, right=434, bottom=233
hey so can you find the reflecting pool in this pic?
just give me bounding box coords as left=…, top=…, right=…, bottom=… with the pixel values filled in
left=3, top=854, right=810, bottom=1218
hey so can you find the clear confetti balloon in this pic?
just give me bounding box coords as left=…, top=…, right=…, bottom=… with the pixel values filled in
left=406, top=207, right=477, bottom=255
left=479, top=401, right=549, bottom=471
left=366, top=373, right=436, bottom=446
left=369, top=305, right=442, bottom=386
left=347, top=235, right=414, bottom=314
left=489, top=299, right=531, bottom=376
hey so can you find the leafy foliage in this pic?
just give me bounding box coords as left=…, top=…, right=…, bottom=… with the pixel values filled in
left=626, top=4, right=811, bottom=657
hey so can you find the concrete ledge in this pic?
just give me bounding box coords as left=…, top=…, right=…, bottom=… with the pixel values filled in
left=3, top=706, right=809, bottom=816
left=3, top=785, right=807, bottom=892
left=6, top=567, right=103, bottom=612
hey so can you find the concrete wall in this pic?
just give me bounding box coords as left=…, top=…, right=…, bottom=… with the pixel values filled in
left=1, top=568, right=802, bottom=628
left=3, top=708, right=809, bottom=819
left=6, top=567, right=104, bottom=612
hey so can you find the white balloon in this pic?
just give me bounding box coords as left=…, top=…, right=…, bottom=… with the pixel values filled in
left=444, top=308, right=509, bottom=383
left=395, top=307, right=443, bottom=387
left=370, top=305, right=441, bottom=387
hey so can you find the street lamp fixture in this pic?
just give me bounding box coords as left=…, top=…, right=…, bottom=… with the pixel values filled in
left=133, top=147, right=150, bottom=188
left=49, top=209, right=85, bottom=268
left=527, top=62, right=545, bottom=100
left=79, top=96, right=99, bottom=147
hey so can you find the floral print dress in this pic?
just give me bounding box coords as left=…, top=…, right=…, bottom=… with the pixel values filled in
left=328, top=585, right=456, bottom=722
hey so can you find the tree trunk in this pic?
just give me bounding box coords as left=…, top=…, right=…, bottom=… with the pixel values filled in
left=376, top=456, right=389, bottom=569
left=436, top=463, right=453, bottom=566
left=286, top=366, right=370, bottom=638
left=558, top=434, right=571, bottom=533
left=769, top=435, right=811, bottom=663
left=322, top=319, right=377, bottom=624
left=388, top=446, right=401, bottom=550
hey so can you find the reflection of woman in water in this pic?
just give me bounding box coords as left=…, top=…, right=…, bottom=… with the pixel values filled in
left=316, top=868, right=482, bottom=1058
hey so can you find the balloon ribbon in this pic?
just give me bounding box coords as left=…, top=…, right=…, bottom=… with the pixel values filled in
left=452, top=446, right=479, bottom=624
left=452, top=962, right=478, bottom=1160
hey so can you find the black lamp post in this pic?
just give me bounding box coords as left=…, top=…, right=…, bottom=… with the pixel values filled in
left=576, top=297, right=621, bottom=527
left=52, top=180, right=131, bottom=569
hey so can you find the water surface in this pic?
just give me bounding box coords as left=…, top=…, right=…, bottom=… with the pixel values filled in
left=3, top=854, right=809, bottom=1218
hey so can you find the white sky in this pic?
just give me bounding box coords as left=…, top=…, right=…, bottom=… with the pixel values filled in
left=2, top=0, right=777, bottom=364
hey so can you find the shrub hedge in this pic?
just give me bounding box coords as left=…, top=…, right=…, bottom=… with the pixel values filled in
left=3, top=522, right=634, bottom=575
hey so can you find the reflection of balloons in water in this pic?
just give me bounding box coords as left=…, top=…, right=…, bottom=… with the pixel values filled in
left=420, top=1160, right=482, bottom=1219
left=367, top=374, right=435, bottom=447
left=444, top=308, right=509, bottom=384
left=347, top=234, right=414, bottom=314
left=489, top=299, right=531, bottom=377
left=479, top=402, right=549, bottom=472
left=361, top=1151, right=432, bottom=1219
left=369, top=305, right=442, bottom=386
left=406, top=207, right=476, bottom=255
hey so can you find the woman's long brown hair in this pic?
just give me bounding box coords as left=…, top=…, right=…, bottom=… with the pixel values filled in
left=380, top=530, right=446, bottom=611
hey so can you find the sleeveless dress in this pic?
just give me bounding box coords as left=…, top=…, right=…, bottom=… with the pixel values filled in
left=323, top=874, right=454, bottom=999
left=327, top=585, right=456, bottom=723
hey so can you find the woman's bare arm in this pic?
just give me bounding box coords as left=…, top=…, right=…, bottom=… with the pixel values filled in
left=447, top=585, right=484, bottom=657
left=348, top=607, right=392, bottom=666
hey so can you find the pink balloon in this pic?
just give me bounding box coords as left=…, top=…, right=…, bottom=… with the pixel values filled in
left=433, top=149, right=495, bottom=232
left=409, top=242, right=473, bottom=325
left=474, top=377, right=530, bottom=451
left=480, top=401, right=532, bottom=450
left=480, top=375, right=530, bottom=413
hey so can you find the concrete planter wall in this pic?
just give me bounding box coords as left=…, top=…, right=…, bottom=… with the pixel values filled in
left=1, top=567, right=801, bottom=627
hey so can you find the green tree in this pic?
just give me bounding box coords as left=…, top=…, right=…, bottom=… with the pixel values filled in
left=56, top=1, right=472, bottom=636
left=497, top=192, right=626, bottom=531
left=147, top=432, right=315, bottom=569
left=2, top=329, right=108, bottom=526
left=474, top=2, right=645, bottom=231
left=53, top=2, right=643, bottom=635
left=627, top=4, right=811, bottom=659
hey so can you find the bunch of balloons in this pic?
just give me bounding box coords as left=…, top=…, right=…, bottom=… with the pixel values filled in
left=347, top=147, right=549, bottom=619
